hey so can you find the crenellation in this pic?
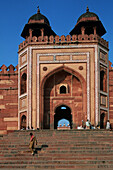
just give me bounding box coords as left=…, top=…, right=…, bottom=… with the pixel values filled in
left=18, top=34, right=108, bottom=51
left=44, top=36, right=48, bottom=42
left=55, top=35, right=60, bottom=43
left=49, top=35, right=54, bottom=43
left=72, top=35, right=78, bottom=41
left=0, top=64, right=18, bottom=133
left=61, top=35, right=66, bottom=42
left=32, top=36, right=38, bottom=42
left=0, top=64, right=18, bottom=74
left=0, top=65, right=7, bottom=74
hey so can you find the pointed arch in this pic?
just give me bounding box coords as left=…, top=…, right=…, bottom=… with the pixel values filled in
left=39, top=65, right=87, bottom=129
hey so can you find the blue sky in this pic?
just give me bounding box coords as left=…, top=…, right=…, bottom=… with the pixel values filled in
left=0, top=0, right=113, bottom=67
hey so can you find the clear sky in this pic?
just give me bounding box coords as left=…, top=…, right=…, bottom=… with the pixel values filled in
left=0, top=0, right=113, bottom=67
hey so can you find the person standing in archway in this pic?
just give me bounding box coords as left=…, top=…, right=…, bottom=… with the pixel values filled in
left=29, top=133, right=37, bottom=155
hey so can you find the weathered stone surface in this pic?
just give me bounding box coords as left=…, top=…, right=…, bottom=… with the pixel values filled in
left=0, top=67, right=18, bottom=133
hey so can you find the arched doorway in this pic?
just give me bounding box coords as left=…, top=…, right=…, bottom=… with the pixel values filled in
left=20, top=115, right=26, bottom=129
left=41, top=66, right=87, bottom=129
left=100, top=112, right=105, bottom=129
left=54, top=105, right=72, bottom=129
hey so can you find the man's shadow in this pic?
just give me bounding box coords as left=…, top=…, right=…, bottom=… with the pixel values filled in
left=34, top=145, right=48, bottom=154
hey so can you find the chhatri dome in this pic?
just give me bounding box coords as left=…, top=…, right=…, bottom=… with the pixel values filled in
left=77, top=6, right=99, bottom=22
left=21, top=7, right=56, bottom=39
left=70, top=6, right=106, bottom=37
left=28, top=7, right=50, bottom=26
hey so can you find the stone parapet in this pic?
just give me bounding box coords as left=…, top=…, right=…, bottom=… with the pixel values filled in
left=0, top=64, right=18, bottom=134
left=0, top=64, right=18, bottom=74
left=19, top=34, right=108, bottom=51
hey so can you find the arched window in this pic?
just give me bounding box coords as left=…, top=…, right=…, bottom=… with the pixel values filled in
left=21, top=73, right=27, bottom=95
left=60, top=85, right=66, bottom=94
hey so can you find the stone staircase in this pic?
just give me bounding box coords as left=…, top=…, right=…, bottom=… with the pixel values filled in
left=0, top=130, right=113, bottom=169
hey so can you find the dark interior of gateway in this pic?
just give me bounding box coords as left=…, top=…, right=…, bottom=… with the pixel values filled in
left=54, top=105, right=72, bottom=129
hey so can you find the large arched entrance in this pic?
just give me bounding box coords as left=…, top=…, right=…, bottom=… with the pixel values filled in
left=40, top=66, right=87, bottom=129
left=54, top=105, right=72, bottom=129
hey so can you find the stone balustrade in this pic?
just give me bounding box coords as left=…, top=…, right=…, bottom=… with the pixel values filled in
left=19, top=34, right=108, bottom=50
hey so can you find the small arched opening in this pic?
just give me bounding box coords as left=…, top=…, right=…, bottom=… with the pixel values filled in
left=54, top=105, right=72, bottom=129
left=21, top=73, right=27, bottom=95
left=60, top=85, right=66, bottom=94
left=20, top=115, right=26, bottom=130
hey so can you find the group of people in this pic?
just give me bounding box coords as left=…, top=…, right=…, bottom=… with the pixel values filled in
left=77, top=119, right=112, bottom=130
left=21, top=126, right=39, bottom=131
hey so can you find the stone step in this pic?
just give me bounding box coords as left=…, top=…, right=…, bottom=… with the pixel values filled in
left=1, top=159, right=113, bottom=164
left=1, top=163, right=113, bottom=169
left=0, top=130, right=113, bottom=169
left=1, top=155, right=113, bottom=161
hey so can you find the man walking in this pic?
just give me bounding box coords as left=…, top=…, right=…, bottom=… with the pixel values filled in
left=29, top=133, right=37, bottom=155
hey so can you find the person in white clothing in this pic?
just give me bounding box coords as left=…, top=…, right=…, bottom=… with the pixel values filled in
left=106, top=120, right=110, bottom=130
left=86, top=119, right=90, bottom=129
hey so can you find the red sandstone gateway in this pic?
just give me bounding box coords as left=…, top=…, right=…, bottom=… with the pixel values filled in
left=0, top=7, right=112, bottom=134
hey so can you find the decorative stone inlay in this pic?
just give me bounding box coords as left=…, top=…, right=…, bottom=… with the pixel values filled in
left=79, top=66, right=83, bottom=70
left=22, top=55, right=26, bottom=63
left=43, top=67, right=47, bottom=71
left=22, top=98, right=26, bottom=108
left=100, top=50, right=107, bottom=63
left=100, top=95, right=107, bottom=106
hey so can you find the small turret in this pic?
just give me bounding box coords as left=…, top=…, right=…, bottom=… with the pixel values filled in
left=21, top=7, right=56, bottom=39
left=70, top=7, right=106, bottom=37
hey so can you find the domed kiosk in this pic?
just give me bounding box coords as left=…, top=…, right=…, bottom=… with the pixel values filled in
left=21, top=7, right=56, bottom=39
left=70, top=6, right=106, bottom=37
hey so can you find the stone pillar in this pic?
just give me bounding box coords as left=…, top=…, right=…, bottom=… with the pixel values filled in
left=41, top=28, right=44, bottom=40
left=94, top=27, right=97, bottom=35
left=29, top=29, right=33, bottom=38
left=81, top=26, right=85, bottom=35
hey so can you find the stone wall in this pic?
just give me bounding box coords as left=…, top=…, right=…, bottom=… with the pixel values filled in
left=109, top=62, right=113, bottom=127
left=0, top=64, right=18, bottom=134
left=109, top=61, right=113, bottom=128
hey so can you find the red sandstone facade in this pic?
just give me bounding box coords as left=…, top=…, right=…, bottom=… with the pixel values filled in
left=0, top=65, right=18, bottom=134
left=0, top=7, right=113, bottom=134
